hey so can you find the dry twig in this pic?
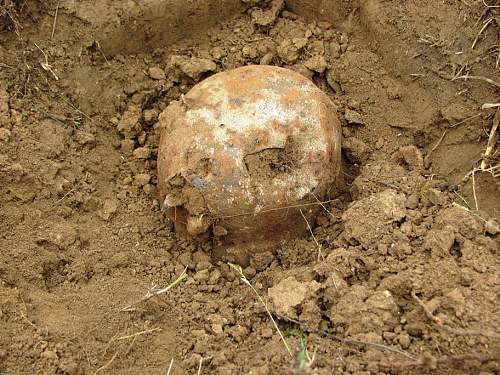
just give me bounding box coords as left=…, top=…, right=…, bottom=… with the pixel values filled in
left=121, top=268, right=188, bottom=311
left=51, top=0, right=61, bottom=39
left=229, top=263, right=293, bottom=357
left=472, top=18, right=493, bottom=49
left=166, top=358, right=174, bottom=375
left=455, top=74, right=500, bottom=88
left=93, top=351, right=119, bottom=375
left=116, top=327, right=162, bottom=341
left=276, top=314, right=417, bottom=361
left=480, top=107, right=499, bottom=171
left=217, top=199, right=338, bottom=220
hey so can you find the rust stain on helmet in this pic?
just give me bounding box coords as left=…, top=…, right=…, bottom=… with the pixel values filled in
left=157, top=65, right=341, bottom=249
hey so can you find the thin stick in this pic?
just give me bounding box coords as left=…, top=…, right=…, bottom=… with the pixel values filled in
left=276, top=315, right=417, bottom=361
left=217, top=199, right=338, bottom=220
left=471, top=168, right=479, bottom=210
left=480, top=108, right=499, bottom=171
left=453, top=191, right=471, bottom=210
left=51, top=0, right=61, bottom=39
left=197, top=357, right=203, bottom=375
left=116, top=327, right=162, bottom=341
left=430, top=130, right=448, bottom=153
left=166, top=358, right=174, bottom=375
left=93, top=351, right=119, bottom=375
left=300, top=209, right=324, bottom=261
left=482, top=102, right=500, bottom=110
left=411, top=292, right=444, bottom=325
left=122, top=268, right=188, bottom=311
left=449, top=113, right=481, bottom=128
left=455, top=75, right=500, bottom=89
left=452, top=202, right=488, bottom=223
left=312, top=192, right=336, bottom=219
left=228, top=263, right=293, bottom=357
left=472, top=18, right=493, bottom=50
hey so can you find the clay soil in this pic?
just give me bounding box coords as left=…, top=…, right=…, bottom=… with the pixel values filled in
left=1, top=1, right=499, bottom=374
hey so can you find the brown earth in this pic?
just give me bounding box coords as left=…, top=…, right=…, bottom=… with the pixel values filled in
left=0, top=0, right=499, bottom=374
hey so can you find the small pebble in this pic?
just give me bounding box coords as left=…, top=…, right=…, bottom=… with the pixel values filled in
left=133, top=147, right=151, bottom=159
left=148, top=66, right=166, bottom=80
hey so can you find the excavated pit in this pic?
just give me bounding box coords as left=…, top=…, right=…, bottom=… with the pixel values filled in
left=1, top=0, right=499, bottom=374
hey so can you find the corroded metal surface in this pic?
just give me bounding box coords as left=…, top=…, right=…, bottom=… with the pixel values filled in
left=157, top=65, right=341, bottom=246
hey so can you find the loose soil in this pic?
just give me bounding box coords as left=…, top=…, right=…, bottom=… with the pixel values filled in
left=0, top=1, right=499, bottom=374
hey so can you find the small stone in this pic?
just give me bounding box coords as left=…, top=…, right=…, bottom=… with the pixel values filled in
left=250, top=251, right=274, bottom=271
left=375, top=138, right=385, bottom=149
left=121, top=139, right=135, bottom=155
left=142, top=109, right=159, bottom=124
left=260, top=53, right=274, bottom=65
left=398, top=333, right=411, bottom=349
left=485, top=218, right=499, bottom=235
left=405, top=194, right=419, bottom=209
left=211, top=323, right=224, bottom=334
left=393, top=145, right=424, bottom=171
left=292, top=37, right=308, bottom=49
left=194, top=269, right=210, bottom=282
left=228, top=325, right=248, bottom=343
left=424, top=229, right=455, bottom=257
left=268, top=276, right=321, bottom=316
left=242, top=45, right=258, bottom=60
left=344, top=108, right=364, bottom=125
left=329, top=41, right=341, bottom=58
left=0, top=127, right=11, bottom=142
left=143, top=183, right=156, bottom=196
left=243, top=266, right=256, bottom=279
left=99, top=198, right=119, bottom=221
left=211, top=47, right=226, bottom=60
left=261, top=328, right=273, bottom=338
left=424, top=188, right=446, bottom=206
left=308, top=40, right=325, bottom=55
left=170, top=55, right=217, bottom=80
left=148, top=66, right=166, bottom=80
left=117, top=106, right=141, bottom=137
left=134, top=173, right=151, bottom=186
left=383, top=331, right=396, bottom=341
left=326, top=69, right=342, bottom=92
left=133, top=147, right=151, bottom=159
left=48, top=223, right=78, bottom=250
left=74, top=130, right=96, bottom=147
left=304, top=55, right=327, bottom=73
left=277, top=40, right=299, bottom=64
